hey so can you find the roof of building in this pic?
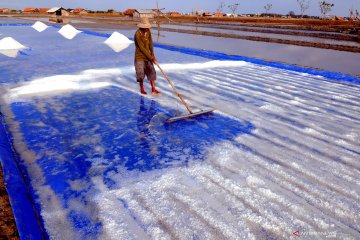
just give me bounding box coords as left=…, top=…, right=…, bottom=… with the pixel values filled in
left=203, top=12, right=214, bottom=15
left=72, top=8, right=87, bottom=13
left=39, top=8, right=50, bottom=13
left=123, top=9, right=136, bottom=14
left=135, top=9, right=156, bottom=14
left=47, top=7, right=66, bottom=13
left=23, top=8, right=39, bottom=12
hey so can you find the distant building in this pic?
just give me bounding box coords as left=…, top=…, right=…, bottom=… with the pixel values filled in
left=71, top=8, right=88, bottom=15
left=320, top=15, right=335, bottom=20
left=213, top=12, right=225, bottom=17
left=0, top=8, right=10, bottom=13
left=107, top=9, right=117, bottom=14
left=225, top=13, right=238, bottom=17
left=167, top=12, right=181, bottom=16
left=47, top=7, right=69, bottom=17
left=196, top=10, right=204, bottom=16
left=123, top=9, right=135, bottom=17
left=335, top=16, right=344, bottom=21
left=133, top=9, right=156, bottom=18
left=39, top=8, right=50, bottom=13
left=23, top=8, right=39, bottom=13
left=203, top=12, right=214, bottom=17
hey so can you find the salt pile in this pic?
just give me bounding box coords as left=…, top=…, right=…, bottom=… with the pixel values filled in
left=32, top=21, right=49, bottom=32
left=58, top=24, right=82, bottom=40
left=0, top=37, right=26, bottom=50
left=105, top=32, right=133, bottom=44
left=0, top=37, right=26, bottom=58
left=104, top=32, right=133, bottom=52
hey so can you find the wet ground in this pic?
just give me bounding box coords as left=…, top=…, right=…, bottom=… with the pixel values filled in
left=84, top=26, right=360, bottom=76
left=3, top=15, right=360, bottom=76
left=159, top=24, right=360, bottom=47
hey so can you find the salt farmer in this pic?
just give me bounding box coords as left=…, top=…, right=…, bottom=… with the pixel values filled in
left=134, top=18, right=160, bottom=95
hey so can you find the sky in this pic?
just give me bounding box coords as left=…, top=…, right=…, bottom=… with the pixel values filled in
left=1, top=0, right=359, bottom=17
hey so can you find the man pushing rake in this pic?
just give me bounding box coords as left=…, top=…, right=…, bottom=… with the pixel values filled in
left=134, top=18, right=215, bottom=122
left=134, top=18, right=160, bottom=95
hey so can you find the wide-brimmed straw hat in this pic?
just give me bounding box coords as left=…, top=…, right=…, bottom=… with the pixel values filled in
left=137, top=18, right=152, bottom=28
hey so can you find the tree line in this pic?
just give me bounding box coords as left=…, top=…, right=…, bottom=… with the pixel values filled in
left=215, top=1, right=359, bottom=19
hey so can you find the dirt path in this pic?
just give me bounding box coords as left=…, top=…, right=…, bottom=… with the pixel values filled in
left=0, top=164, right=19, bottom=240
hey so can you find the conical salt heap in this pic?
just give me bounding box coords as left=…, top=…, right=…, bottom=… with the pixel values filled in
left=104, top=32, right=133, bottom=52
left=58, top=24, right=82, bottom=40
left=32, top=21, right=49, bottom=32
left=0, top=37, right=26, bottom=58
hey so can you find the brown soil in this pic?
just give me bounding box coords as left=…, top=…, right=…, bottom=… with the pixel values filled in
left=0, top=164, right=20, bottom=240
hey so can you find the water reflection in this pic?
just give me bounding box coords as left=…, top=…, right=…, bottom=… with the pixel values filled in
left=49, top=17, right=70, bottom=24
left=137, top=97, right=158, bottom=159
left=160, top=24, right=360, bottom=47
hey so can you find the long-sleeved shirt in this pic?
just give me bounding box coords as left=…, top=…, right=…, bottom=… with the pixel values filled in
left=134, top=29, right=154, bottom=61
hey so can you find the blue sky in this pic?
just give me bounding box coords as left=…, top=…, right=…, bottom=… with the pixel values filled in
left=1, top=0, right=359, bottom=16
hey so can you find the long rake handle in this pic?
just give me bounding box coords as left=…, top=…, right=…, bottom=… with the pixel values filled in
left=155, top=62, right=193, bottom=114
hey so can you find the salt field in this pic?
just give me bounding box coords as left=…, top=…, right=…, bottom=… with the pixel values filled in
left=0, top=20, right=360, bottom=239
left=160, top=24, right=360, bottom=47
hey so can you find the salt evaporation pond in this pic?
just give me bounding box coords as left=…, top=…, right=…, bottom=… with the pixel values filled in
left=160, top=24, right=360, bottom=47
left=0, top=21, right=360, bottom=240
left=87, top=27, right=360, bottom=76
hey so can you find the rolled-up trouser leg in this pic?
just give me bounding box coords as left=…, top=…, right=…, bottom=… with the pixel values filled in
left=135, top=60, right=145, bottom=82
left=145, top=61, right=156, bottom=81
